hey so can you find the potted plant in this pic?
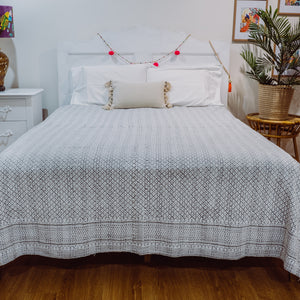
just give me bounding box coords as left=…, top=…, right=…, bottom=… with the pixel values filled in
left=241, top=6, right=300, bottom=120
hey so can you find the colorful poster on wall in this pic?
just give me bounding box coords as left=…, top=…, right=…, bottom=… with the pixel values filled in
left=232, top=0, right=268, bottom=42
left=278, top=0, right=300, bottom=15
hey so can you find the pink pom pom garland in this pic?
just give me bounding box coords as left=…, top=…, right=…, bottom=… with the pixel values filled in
left=97, top=32, right=191, bottom=65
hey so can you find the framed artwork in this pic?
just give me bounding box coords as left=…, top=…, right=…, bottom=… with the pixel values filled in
left=232, top=0, right=268, bottom=42
left=278, top=0, right=300, bottom=16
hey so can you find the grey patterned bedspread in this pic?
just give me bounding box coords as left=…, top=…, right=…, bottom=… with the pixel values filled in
left=0, top=105, right=300, bottom=276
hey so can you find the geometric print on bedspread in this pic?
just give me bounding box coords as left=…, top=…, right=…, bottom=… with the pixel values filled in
left=0, top=105, right=300, bottom=277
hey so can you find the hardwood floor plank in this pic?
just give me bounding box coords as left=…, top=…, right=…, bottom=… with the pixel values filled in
left=0, top=254, right=299, bottom=300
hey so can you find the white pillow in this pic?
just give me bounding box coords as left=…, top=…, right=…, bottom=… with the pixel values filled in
left=70, top=64, right=148, bottom=105
left=70, top=66, right=84, bottom=92
left=104, top=81, right=172, bottom=109
left=147, top=66, right=223, bottom=107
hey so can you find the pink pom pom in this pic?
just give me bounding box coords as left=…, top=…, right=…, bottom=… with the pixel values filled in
left=153, top=62, right=159, bottom=67
left=174, top=50, right=180, bottom=55
left=108, top=50, right=114, bottom=56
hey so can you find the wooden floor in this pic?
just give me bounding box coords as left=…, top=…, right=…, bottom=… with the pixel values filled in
left=0, top=254, right=299, bottom=300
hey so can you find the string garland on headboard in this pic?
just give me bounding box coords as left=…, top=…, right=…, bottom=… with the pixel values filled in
left=97, top=33, right=191, bottom=66
left=209, top=40, right=232, bottom=92
left=97, top=33, right=232, bottom=92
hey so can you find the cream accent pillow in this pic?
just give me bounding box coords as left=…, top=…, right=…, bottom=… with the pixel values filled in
left=104, top=81, right=172, bottom=110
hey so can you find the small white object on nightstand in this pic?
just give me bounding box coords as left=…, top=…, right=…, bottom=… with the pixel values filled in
left=0, top=88, right=43, bottom=152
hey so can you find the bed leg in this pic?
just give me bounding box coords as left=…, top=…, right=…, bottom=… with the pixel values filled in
left=144, top=255, right=151, bottom=264
left=288, top=272, right=300, bottom=283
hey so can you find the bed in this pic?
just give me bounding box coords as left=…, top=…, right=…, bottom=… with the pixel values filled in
left=0, top=28, right=300, bottom=277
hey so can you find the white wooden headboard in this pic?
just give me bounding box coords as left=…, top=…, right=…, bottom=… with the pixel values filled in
left=57, top=27, right=230, bottom=106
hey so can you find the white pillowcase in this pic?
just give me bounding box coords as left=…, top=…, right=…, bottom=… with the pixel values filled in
left=70, top=64, right=148, bottom=105
left=147, top=66, right=223, bottom=107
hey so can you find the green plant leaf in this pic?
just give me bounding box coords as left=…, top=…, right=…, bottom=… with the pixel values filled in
left=241, top=6, right=300, bottom=86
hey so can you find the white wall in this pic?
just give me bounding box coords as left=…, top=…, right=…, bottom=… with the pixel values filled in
left=1, top=0, right=233, bottom=113
left=1, top=0, right=299, bottom=153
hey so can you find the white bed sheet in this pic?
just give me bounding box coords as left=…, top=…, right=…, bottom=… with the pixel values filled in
left=0, top=105, right=299, bottom=276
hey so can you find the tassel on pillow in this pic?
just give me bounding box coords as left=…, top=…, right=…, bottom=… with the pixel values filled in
left=164, top=81, right=173, bottom=108
left=103, top=81, right=113, bottom=110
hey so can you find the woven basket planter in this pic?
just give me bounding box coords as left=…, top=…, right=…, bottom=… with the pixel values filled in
left=258, top=84, right=294, bottom=120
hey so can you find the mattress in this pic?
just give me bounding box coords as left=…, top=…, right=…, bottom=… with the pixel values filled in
left=0, top=105, right=300, bottom=276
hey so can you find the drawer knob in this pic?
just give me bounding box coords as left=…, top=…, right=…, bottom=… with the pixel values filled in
left=0, top=106, right=12, bottom=113
left=0, top=130, right=13, bottom=138
left=0, top=106, right=12, bottom=121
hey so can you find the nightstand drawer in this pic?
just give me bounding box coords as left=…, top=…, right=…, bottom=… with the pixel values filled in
left=0, top=99, right=27, bottom=121
left=0, top=121, right=27, bottom=152
left=0, top=89, right=43, bottom=153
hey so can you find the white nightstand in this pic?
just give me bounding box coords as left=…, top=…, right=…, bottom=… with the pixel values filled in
left=0, top=88, right=43, bottom=152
